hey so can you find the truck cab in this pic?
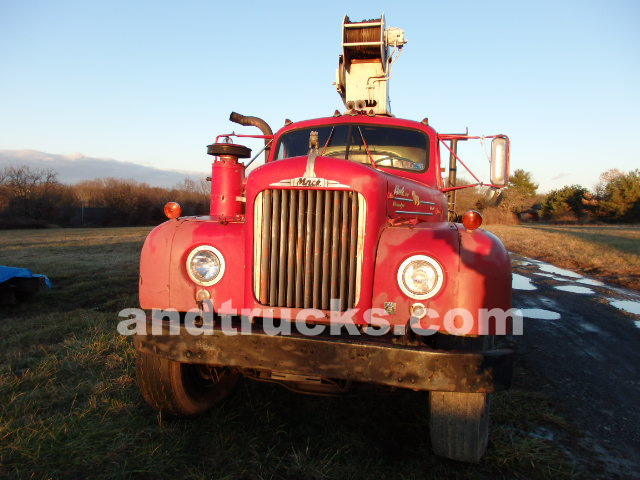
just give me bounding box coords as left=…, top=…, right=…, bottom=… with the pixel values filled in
left=133, top=15, right=514, bottom=463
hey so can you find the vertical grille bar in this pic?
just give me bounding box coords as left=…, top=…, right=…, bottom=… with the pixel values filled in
left=321, top=190, right=333, bottom=310
left=347, top=192, right=359, bottom=308
left=303, top=191, right=315, bottom=307
left=295, top=190, right=306, bottom=308
left=259, top=190, right=272, bottom=304
left=286, top=190, right=297, bottom=307
left=312, top=191, right=324, bottom=308
left=338, top=191, right=350, bottom=311
left=329, top=191, right=341, bottom=308
left=255, top=189, right=365, bottom=311
left=277, top=190, right=289, bottom=306
left=268, top=189, right=281, bottom=305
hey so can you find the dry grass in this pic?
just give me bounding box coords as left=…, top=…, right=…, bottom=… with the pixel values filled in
left=0, top=227, right=578, bottom=479
left=486, top=224, right=640, bottom=290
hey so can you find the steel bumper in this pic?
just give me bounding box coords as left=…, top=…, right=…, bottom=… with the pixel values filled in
left=133, top=324, right=513, bottom=393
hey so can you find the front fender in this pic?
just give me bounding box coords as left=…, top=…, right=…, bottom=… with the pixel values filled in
left=139, top=220, right=179, bottom=309
left=372, top=222, right=459, bottom=327
left=371, top=223, right=511, bottom=334
left=453, top=227, right=512, bottom=334
left=139, top=217, right=245, bottom=313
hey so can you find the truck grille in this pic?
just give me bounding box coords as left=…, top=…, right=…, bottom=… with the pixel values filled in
left=254, top=189, right=366, bottom=311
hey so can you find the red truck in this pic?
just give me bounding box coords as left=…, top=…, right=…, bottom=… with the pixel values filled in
left=133, top=15, right=514, bottom=463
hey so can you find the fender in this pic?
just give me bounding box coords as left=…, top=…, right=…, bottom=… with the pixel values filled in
left=371, top=223, right=511, bottom=334
left=139, top=218, right=245, bottom=313
left=139, top=220, right=179, bottom=309
left=454, top=227, right=512, bottom=334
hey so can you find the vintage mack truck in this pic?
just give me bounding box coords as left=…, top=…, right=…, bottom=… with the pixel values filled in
left=133, top=15, right=514, bottom=463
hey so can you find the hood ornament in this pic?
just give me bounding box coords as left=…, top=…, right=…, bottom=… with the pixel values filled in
left=304, top=130, right=319, bottom=178
left=270, top=131, right=349, bottom=188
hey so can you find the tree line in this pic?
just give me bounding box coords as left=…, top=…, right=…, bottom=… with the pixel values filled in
left=454, top=168, right=640, bottom=223
left=1, top=164, right=638, bottom=228
left=0, top=165, right=210, bottom=228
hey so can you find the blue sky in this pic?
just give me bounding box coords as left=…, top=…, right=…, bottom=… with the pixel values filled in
left=1, top=0, right=639, bottom=192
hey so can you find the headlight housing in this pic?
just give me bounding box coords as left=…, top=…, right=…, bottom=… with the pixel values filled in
left=397, top=255, right=444, bottom=300
left=186, top=245, right=225, bottom=286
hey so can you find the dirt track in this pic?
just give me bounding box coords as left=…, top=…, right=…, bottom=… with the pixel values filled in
left=511, top=254, right=640, bottom=479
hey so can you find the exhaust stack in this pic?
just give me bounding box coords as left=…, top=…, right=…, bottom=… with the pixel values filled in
left=229, top=112, right=273, bottom=160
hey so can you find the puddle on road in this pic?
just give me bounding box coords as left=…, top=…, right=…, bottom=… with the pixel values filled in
left=524, top=261, right=604, bottom=288
left=607, top=299, right=640, bottom=316
left=537, top=263, right=583, bottom=279
left=513, top=274, right=537, bottom=290
left=554, top=285, right=594, bottom=294
left=517, top=308, right=561, bottom=320
left=576, top=278, right=605, bottom=287
left=532, top=271, right=563, bottom=280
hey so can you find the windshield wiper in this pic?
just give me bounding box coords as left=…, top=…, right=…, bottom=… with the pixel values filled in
left=320, top=127, right=335, bottom=156
left=357, top=126, right=376, bottom=168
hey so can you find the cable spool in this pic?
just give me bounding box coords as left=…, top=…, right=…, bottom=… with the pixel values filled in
left=342, top=15, right=386, bottom=68
left=336, top=14, right=405, bottom=115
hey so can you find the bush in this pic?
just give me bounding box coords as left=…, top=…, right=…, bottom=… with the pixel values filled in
left=596, top=169, right=640, bottom=222
left=504, top=169, right=539, bottom=215
left=542, top=185, right=590, bottom=223
left=480, top=207, right=519, bottom=225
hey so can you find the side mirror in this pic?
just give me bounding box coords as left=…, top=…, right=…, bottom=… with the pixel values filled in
left=490, top=136, right=510, bottom=187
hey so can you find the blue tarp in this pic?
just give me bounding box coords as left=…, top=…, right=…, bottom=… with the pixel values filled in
left=0, top=266, right=52, bottom=289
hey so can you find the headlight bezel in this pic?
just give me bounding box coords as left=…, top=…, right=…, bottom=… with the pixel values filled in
left=186, top=245, right=226, bottom=286
left=397, top=255, right=444, bottom=300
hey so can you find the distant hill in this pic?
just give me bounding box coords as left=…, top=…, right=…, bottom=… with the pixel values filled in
left=0, top=149, right=206, bottom=188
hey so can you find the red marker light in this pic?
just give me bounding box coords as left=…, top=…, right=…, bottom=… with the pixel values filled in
left=164, top=202, right=182, bottom=220
left=462, top=210, right=483, bottom=231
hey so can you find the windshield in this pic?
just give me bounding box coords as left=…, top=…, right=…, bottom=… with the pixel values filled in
left=275, top=124, right=429, bottom=172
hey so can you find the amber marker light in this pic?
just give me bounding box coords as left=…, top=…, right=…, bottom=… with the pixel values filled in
left=462, top=210, right=483, bottom=231
left=164, top=202, right=182, bottom=220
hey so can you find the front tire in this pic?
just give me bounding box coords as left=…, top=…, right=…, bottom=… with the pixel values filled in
left=136, top=352, right=239, bottom=417
left=429, top=334, right=493, bottom=462
left=429, top=391, right=491, bottom=463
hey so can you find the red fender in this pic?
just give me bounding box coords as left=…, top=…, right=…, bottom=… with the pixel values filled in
left=372, top=223, right=511, bottom=335
left=139, top=218, right=245, bottom=313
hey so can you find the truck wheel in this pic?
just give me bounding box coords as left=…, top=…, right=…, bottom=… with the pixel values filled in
left=429, top=391, right=490, bottom=463
left=136, top=352, right=239, bottom=417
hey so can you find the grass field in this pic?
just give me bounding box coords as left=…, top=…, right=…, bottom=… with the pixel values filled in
left=487, top=224, right=640, bottom=290
left=0, top=227, right=576, bottom=480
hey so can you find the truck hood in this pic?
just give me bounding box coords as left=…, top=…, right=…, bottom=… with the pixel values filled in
left=246, top=155, right=387, bottom=199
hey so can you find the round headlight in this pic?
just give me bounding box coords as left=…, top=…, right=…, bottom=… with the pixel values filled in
left=397, top=255, right=444, bottom=300
left=186, top=245, right=225, bottom=286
